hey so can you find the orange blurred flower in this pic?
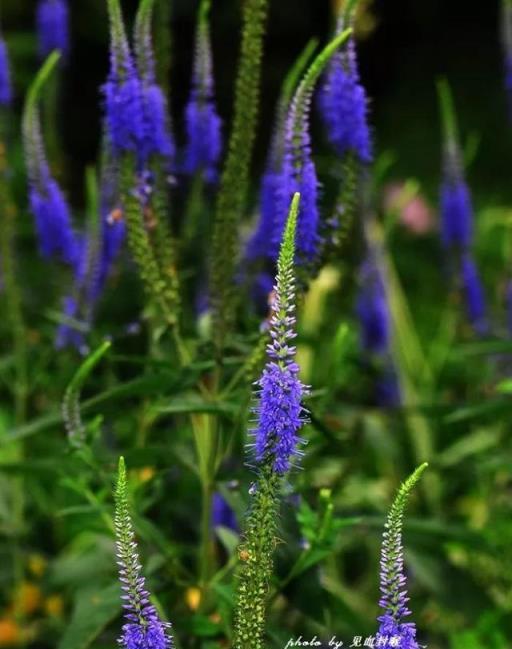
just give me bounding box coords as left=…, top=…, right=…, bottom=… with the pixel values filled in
left=138, top=467, right=156, bottom=483
left=0, top=619, right=21, bottom=647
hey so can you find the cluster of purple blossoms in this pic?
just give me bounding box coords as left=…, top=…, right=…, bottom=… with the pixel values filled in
left=28, top=175, right=79, bottom=267
left=274, top=96, right=320, bottom=264
left=115, top=459, right=173, bottom=649
left=103, top=48, right=145, bottom=157
left=439, top=149, right=473, bottom=250
left=182, top=16, right=222, bottom=182
left=246, top=155, right=284, bottom=264
left=36, top=0, right=70, bottom=61
left=439, top=107, right=488, bottom=335
left=103, top=5, right=174, bottom=170
left=23, top=86, right=79, bottom=269
left=318, top=32, right=373, bottom=164
left=0, top=35, right=12, bottom=106
left=251, top=203, right=308, bottom=474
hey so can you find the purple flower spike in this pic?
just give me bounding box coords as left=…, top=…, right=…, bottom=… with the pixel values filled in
left=142, top=83, right=175, bottom=163
left=275, top=98, right=320, bottom=263
left=36, top=0, right=70, bottom=61
left=318, top=33, right=372, bottom=164
left=356, top=257, right=390, bottom=355
left=461, top=254, right=488, bottom=336
left=29, top=179, right=79, bottom=268
left=440, top=168, right=474, bottom=250
left=115, top=458, right=173, bottom=649
left=103, top=62, right=145, bottom=156
left=183, top=11, right=222, bottom=182
left=251, top=195, right=308, bottom=474
left=376, top=464, right=427, bottom=649
left=0, top=37, right=13, bottom=106
left=134, top=2, right=176, bottom=168
left=246, top=167, right=284, bottom=264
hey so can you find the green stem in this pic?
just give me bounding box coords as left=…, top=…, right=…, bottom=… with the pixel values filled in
left=233, top=469, right=281, bottom=649
left=199, top=479, right=214, bottom=591
left=436, top=77, right=460, bottom=150
left=193, top=412, right=219, bottom=594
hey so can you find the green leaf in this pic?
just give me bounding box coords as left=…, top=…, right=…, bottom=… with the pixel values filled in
left=437, top=428, right=502, bottom=467
left=57, top=582, right=121, bottom=649
left=215, top=526, right=239, bottom=556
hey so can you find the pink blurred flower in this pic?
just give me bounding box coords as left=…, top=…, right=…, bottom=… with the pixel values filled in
left=384, top=182, right=434, bottom=235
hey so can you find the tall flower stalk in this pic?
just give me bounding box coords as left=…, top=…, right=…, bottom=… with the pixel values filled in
left=182, top=0, right=222, bottom=183
left=278, top=29, right=352, bottom=267
left=376, top=463, right=428, bottom=649
left=22, top=52, right=78, bottom=269
left=245, top=39, right=317, bottom=268
left=234, top=193, right=308, bottom=649
left=114, top=457, right=173, bottom=649
left=210, top=0, right=269, bottom=354
left=319, top=3, right=372, bottom=255
left=437, top=79, right=487, bottom=336
left=103, top=0, right=180, bottom=332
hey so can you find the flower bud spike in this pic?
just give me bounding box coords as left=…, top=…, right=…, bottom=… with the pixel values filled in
left=376, top=463, right=428, bottom=649
left=133, top=0, right=176, bottom=164
left=182, top=0, right=222, bottom=182
left=245, top=38, right=317, bottom=264
left=251, top=193, right=308, bottom=475
left=22, top=52, right=79, bottom=268
left=437, top=78, right=474, bottom=250
left=114, top=457, right=173, bottom=649
left=278, top=29, right=352, bottom=263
